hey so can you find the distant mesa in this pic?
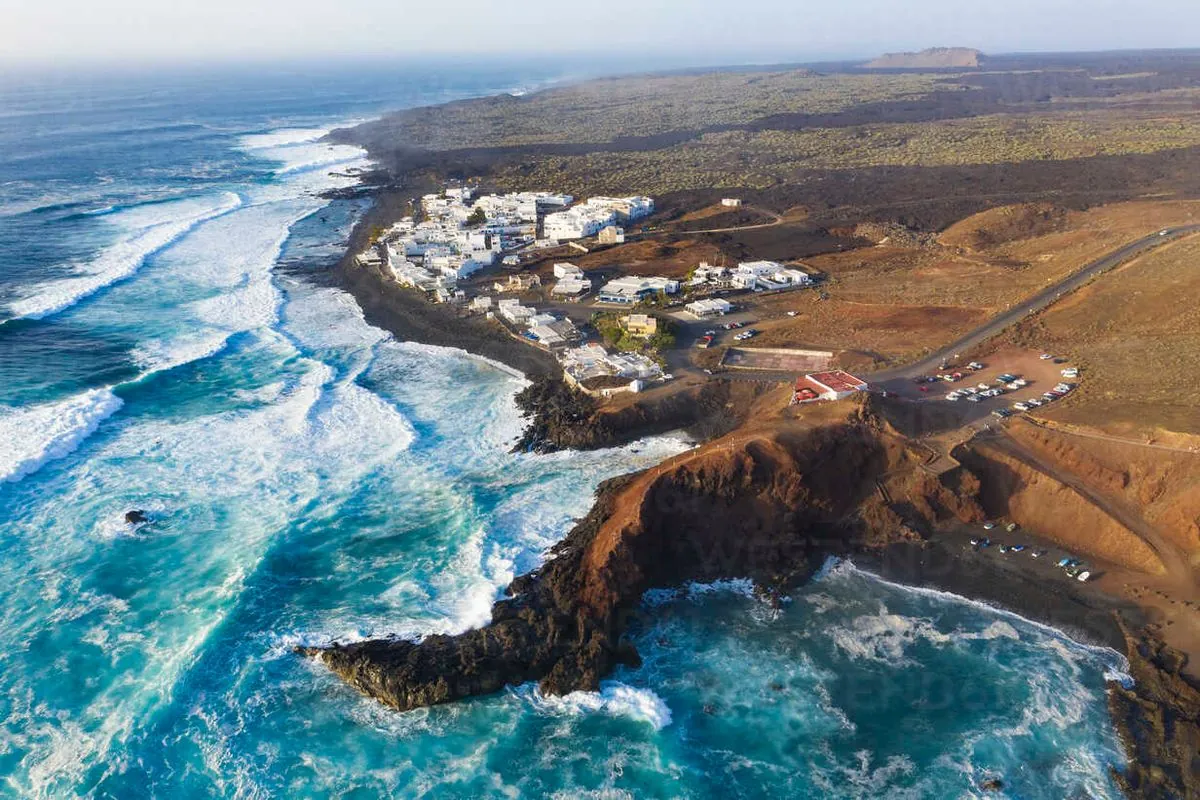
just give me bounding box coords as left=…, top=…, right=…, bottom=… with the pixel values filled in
left=863, top=47, right=983, bottom=69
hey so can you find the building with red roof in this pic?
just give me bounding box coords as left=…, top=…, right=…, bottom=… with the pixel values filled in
left=792, top=370, right=869, bottom=404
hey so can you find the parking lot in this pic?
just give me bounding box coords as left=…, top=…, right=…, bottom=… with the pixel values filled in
left=880, top=347, right=1080, bottom=421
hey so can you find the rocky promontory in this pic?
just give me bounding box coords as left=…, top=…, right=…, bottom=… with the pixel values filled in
left=300, top=399, right=983, bottom=708
left=510, top=376, right=770, bottom=453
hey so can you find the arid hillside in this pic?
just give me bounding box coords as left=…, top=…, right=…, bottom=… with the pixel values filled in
left=1008, top=230, right=1200, bottom=434
left=727, top=200, right=1200, bottom=369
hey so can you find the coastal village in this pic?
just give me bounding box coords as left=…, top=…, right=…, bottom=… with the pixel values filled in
left=354, top=182, right=1088, bottom=420
left=349, top=180, right=1118, bottom=597
left=321, top=55, right=1200, bottom=798
left=355, top=184, right=825, bottom=398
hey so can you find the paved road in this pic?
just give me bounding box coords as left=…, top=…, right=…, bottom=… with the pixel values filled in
left=867, top=225, right=1200, bottom=382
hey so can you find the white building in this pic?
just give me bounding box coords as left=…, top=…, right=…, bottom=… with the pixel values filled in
left=585, top=196, right=655, bottom=221
left=543, top=196, right=655, bottom=241
left=552, top=276, right=592, bottom=297
left=721, top=198, right=743, bottom=207
left=688, top=262, right=732, bottom=287
left=560, top=343, right=663, bottom=386
left=794, top=371, right=869, bottom=403
left=732, top=261, right=814, bottom=291
left=526, top=318, right=580, bottom=350
left=497, top=298, right=536, bottom=325
left=685, top=298, right=734, bottom=318
left=553, top=263, right=583, bottom=279
left=597, top=275, right=680, bottom=305
left=544, top=207, right=616, bottom=241
left=470, top=296, right=494, bottom=312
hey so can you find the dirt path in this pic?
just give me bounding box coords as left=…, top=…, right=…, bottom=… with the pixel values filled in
left=1024, top=418, right=1200, bottom=456
left=983, top=428, right=1193, bottom=584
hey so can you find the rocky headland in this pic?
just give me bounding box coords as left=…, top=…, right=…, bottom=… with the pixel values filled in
left=299, top=379, right=1200, bottom=798
left=301, top=397, right=960, bottom=707
left=311, top=65, right=1200, bottom=795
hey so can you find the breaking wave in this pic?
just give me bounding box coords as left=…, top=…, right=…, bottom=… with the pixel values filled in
left=0, top=388, right=124, bottom=483
left=5, top=192, right=242, bottom=321
left=516, top=682, right=674, bottom=730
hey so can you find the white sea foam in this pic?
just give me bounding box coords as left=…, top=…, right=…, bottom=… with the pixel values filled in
left=307, top=379, right=416, bottom=461
left=244, top=136, right=367, bottom=177
left=131, top=331, right=231, bottom=374
left=827, top=604, right=953, bottom=665
left=817, top=558, right=1130, bottom=671
left=642, top=577, right=757, bottom=608
left=189, top=276, right=281, bottom=332
left=5, top=192, right=242, bottom=321
left=239, top=128, right=331, bottom=150
left=518, top=681, right=673, bottom=730
left=0, top=388, right=124, bottom=483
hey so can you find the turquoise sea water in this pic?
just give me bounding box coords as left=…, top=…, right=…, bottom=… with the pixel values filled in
left=0, top=65, right=1131, bottom=798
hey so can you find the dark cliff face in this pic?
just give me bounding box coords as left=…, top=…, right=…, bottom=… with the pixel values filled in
left=510, top=377, right=769, bottom=454
left=302, top=409, right=979, bottom=710
left=1109, top=628, right=1200, bottom=800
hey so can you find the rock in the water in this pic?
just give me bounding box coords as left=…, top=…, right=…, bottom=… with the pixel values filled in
left=980, top=777, right=1004, bottom=791
left=125, top=510, right=149, bottom=525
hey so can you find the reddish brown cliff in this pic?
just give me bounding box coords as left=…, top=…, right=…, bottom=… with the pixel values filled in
left=302, top=401, right=983, bottom=709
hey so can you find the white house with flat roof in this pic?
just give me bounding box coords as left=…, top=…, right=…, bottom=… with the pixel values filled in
left=552, top=276, right=592, bottom=297
left=597, top=275, right=680, bottom=305
left=685, top=298, right=733, bottom=318
left=732, top=261, right=814, bottom=291
left=553, top=263, right=583, bottom=279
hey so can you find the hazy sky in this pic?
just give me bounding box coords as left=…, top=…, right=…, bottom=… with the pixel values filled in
left=1, top=0, right=1196, bottom=66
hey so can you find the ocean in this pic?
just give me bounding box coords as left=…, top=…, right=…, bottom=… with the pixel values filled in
left=0, top=63, right=1130, bottom=798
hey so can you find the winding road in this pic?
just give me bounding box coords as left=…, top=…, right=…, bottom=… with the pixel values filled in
left=867, top=224, right=1200, bottom=382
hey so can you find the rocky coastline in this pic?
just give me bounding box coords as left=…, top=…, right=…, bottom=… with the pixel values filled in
left=301, top=402, right=931, bottom=707
left=310, top=152, right=1197, bottom=800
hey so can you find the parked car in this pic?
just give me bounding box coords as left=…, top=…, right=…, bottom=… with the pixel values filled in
left=1039, top=353, right=1053, bottom=360
left=1013, top=402, right=1029, bottom=412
